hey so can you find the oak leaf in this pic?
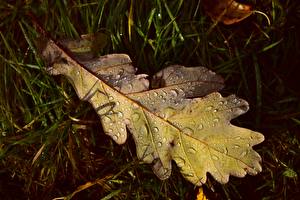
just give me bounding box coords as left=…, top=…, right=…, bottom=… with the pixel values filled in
left=39, top=36, right=264, bottom=186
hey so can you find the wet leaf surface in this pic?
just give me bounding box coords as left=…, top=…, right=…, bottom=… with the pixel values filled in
left=39, top=36, right=264, bottom=186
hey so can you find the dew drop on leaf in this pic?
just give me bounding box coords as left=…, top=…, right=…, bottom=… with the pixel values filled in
left=108, top=96, right=114, bottom=101
left=157, top=142, right=162, bottom=147
left=139, top=125, right=148, bottom=136
left=188, top=147, right=197, bottom=154
left=182, top=127, right=194, bottom=136
left=240, top=151, right=247, bottom=157
left=197, top=124, right=204, bottom=130
left=128, top=83, right=133, bottom=90
left=206, top=106, right=213, bottom=111
left=132, top=113, right=140, bottom=121
left=235, top=136, right=241, bottom=140
left=113, top=135, right=118, bottom=141
left=170, top=89, right=178, bottom=97
left=212, top=155, right=219, bottom=160
left=186, top=173, right=194, bottom=177
left=213, top=118, right=220, bottom=123
left=212, top=118, right=220, bottom=127
left=153, top=127, right=159, bottom=133
left=176, top=157, right=186, bottom=167
left=117, top=111, right=124, bottom=118
left=132, top=103, right=139, bottom=110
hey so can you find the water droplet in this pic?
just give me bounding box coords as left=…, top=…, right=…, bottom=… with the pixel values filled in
left=76, top=71, right=80, bottom=75
left=178, top=88, right=184, bottom=93
left=213, top=109, right=218, bottom=113
left=128, top=83, right=133, bottom=90
left=219, top=101, right=224, bottom=105
left=234, top=144, right=240, bottom=149
left=176, top=157, right=186, bottom=168
left=108, top=111, right=114, bottom=115
left=162, top=137, right=167, bottom=143
left=112, top=135, right=118, bottom=141
left=206, top=106, right=213, bottom=111
left=132, top=103, right=139, bottom=109
left=102, top=116, right=111, bottom=123
left=120, top=128, right=125, bottom=132
left=115, top=74, right=121, bottom=79
left=246, top=143, right=251, bottom=147
left=188, top=147, right=197, bottom=154
left=117, top=111, right=124, bottom=118
left=182, top=127, right=194, bottom=136
left=153, top=127, right=159, bottom=133
left=140, top=125, right=148, bottom=135
left=213, top=118, right=220, bottom=123
left=170, top=89, right=178, bottom=97
left=153, top=92, right=158, bottom=97
left=240, top=151, right=247, bottom=157
left=185, top=173, right=194, bottom=177
left=212, top=155, right=219, bottom=160
left=212, top=118, right=220, bottom=127
left=108, top=96, right=114, bottom=101
left=132, top=113, right=140, bottom=121
left=115, top=101, right=120, bottom=106
left=108, top=129, right=113, bottom=133
left=157, top=142, right=162, bottom=147
left=232, top=98, right=238, bottom=103
left=197, top=124, right=204, bottom=130
left=235, top=136, right=241, bottom=140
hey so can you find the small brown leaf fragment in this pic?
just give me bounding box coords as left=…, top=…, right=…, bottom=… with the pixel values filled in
left=203, top=0, right=253, bottom=25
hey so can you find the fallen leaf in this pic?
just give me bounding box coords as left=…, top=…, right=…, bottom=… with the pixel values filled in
left=203, top=0, right=253, bottom=25
left=38, top=36, right=264, bottom=186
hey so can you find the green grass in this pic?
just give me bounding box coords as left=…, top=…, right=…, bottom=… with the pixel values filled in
left=1, top=0, right=300, bottom=199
